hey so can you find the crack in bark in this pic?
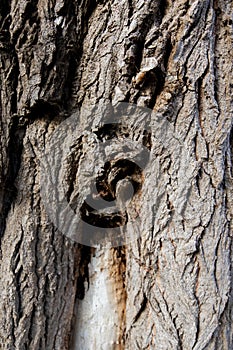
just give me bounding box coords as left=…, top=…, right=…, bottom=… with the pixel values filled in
left=0, top=115, right=27, bottom=241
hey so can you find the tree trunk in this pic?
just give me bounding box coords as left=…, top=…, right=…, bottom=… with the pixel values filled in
left=0, top=0, right=233, bottom=349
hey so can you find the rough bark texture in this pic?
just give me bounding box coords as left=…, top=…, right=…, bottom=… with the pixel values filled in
left=0, top=0, right=233, bottom=349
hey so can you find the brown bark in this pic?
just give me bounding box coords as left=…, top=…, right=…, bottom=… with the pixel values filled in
left=0, top=0, right=233, bottom=349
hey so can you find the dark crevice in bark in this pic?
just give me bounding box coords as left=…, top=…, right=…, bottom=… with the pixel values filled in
left=43, top=274, right=50, bottom=346
left=28, top=304, right=36, bottom=346
left=212, top=76, right=220, bottom=122
left=0, top=116, right=27, bottom=241
left=11, top=228, right=24, bottom=325
left=15, top=265, right=24, bottom=321
left=163, top=37, right=172, bottom=71
left=148, top=67, right=166, bottom=109
left=75, top=245, right=92, bottom=300
left=196, top=60, right=210, bottom=133
left=212, top=232, right=222, bottom=294
left=229, top=126, right=233, bottom=178
left=0, top=1, right=11, bottom=33
left=62, top=52, right=79, bottom=111
left=177, top=331, right=183, bottom=350
left=127, top=0, right=133, bottom=21
left=34, top=224, right=41, bottom=302
left=132, top=294, right=148, bottom=325
left=195, top=167, right=202, bottom=197
left=115, top=245, right=126, bottom=286
left=10, top=55, right=19, bottom=114
left=11, top=310, right=16, bottom=348
left=25, top=99, right=62, bottom=120
left=159, top=0, right=168, bottom=20
left=193, top=267, right=201, bottom=350
left=0, top=39, right=19, bottom=114
left=0, top=8, right=21, bottom=249
left=65, top=136, right=83, bottom=203
left=142, top=129, right=152, bottom=150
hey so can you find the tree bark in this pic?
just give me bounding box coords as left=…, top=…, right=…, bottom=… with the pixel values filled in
left=0, top=0, right=233, bottom=349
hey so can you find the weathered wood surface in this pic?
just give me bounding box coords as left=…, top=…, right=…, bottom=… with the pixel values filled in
left=0, top=0, right=233, bottom=349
